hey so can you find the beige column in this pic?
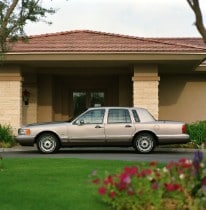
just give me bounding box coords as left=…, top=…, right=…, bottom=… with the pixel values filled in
left=132, top=65, right=160, bottom=119
left=0, top=66, right=22, bottom=135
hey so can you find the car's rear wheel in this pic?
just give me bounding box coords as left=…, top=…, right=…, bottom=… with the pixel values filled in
left=37, top=133, right=60, bottom=154
left=133, top=133, right=155, bottom=153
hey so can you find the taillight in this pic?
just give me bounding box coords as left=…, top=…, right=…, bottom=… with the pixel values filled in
left=182, top=124, right=187, bottom=134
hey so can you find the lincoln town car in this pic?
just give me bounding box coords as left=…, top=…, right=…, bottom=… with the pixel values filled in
left=16, top=107, right=190, bottom=154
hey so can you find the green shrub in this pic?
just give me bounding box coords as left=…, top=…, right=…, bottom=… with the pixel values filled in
left=0, top=124, right=15, bottom=147
left=186, top=121, right=206, bottom=145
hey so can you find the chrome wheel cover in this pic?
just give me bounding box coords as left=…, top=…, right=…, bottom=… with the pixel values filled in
left=136, top=135, right=154, bottom=153
left=38, top=135, right=57, bottom=153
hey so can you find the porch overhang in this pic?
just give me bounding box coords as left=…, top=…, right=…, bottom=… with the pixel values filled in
left=3, top=52, right=205, bottom=73
left=5, top=52, right=206, bottom=62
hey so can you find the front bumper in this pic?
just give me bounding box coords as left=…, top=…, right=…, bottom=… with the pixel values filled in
left=16, top=136, right=35, bottom=146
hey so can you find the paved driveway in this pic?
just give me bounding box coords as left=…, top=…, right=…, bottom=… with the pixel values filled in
left=1, top=146, right=200, bottom=163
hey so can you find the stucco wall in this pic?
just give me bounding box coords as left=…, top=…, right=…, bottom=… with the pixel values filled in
left=159, top=74, right=206, bottom=123
left=22, top=86, right=37, bottom=124
left=22, top=74, right=38, bottom=125
left=37, top=75, right=53, bottom=122
left=118, top=75, right=132, bottom=106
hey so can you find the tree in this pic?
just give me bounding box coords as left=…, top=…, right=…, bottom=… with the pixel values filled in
left=0, top=0, right=55, bottom=52
left=187, top=0, right=206, bottom=43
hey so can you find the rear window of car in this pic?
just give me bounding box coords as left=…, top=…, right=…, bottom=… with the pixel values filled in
left=132, top=110, right=140, bottom=122
left=137, top=109, right=156, bottom=122
left=108, top=109, right=131, bottom=123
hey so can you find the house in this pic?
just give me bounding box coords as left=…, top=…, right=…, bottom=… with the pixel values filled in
left=1, top=30, right=206, bottom=134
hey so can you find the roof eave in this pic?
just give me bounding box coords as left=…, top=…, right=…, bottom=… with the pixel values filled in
left=4, top=52, right=206, bottom=62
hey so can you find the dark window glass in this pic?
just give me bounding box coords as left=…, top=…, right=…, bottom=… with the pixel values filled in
left=91, top=92, right=104, bottom=107
left=132, top=110, right=140, bottom=122
left=73, top=92, right=86, bottom=117
left=73, top=91, right=105, bottom=117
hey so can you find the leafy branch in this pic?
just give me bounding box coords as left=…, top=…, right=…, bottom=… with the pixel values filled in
left=0, top=0, right=56, bottom=52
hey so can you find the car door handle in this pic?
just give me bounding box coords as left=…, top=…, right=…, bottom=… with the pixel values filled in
left=95, top=125, right=103, bottom=128
left=125, top=125, right=132, bottom=128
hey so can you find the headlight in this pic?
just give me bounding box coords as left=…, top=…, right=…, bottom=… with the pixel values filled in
left=18, top=128, right=31, bottom=135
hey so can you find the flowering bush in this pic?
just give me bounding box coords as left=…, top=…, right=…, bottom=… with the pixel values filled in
left=90, top=151, right=206, bottom=210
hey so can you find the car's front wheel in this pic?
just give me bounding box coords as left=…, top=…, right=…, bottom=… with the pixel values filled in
left=37, top=133, right=60, bottom=154
left=133, top=133, right=156, bottom=153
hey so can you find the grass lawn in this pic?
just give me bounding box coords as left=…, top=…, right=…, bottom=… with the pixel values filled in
left=0, top=158, right=153, bottom=210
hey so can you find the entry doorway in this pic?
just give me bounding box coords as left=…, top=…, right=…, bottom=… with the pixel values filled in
left=73, top=91, right=105, bottom=116
left=52, top=75, right=132, bottom=122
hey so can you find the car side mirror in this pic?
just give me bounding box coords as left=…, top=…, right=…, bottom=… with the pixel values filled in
left=80, top=120, right=85, bottom=125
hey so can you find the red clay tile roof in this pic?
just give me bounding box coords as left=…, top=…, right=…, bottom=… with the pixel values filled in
left=9, top=30, right=206, bottom=53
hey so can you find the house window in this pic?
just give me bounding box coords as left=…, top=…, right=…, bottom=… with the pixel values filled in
left=91, top=92, right=104, bottom=107
left=73, top=92, right=87, bottom=116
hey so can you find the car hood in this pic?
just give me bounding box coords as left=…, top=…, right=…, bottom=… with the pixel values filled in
left=23, top=121, right=71, bottom=127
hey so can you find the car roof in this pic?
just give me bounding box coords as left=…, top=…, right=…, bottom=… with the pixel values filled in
left=87, top=107, right=146, bottom=111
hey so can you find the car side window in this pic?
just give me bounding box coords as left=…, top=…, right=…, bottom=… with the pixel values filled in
left=74, top=109, right=105, bottom=124
left=132, top=110, right=140, bottom=122
left=107, top=109, right=131, bottom=124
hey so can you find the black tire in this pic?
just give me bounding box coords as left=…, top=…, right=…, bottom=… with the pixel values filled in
left=37, top=133, right=60, bottom=154
left=133, top=133, right=156, bottom=153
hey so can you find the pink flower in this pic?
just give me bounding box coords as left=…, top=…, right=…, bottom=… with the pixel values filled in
left=124, top=166, right=138, bottom=176
left=151, top=180, right=159, bottom=190
left=202, top=177, right=206, bottom=186
left=120, top=173, right=131, bottom=184
left=117, top=182, right=127, bottom=191
left=92, top=178, right=100, bottom=184
left=150, top=161, right=157, bottom=167
left=98, top=187, right=106, bottom=195
left=154, top=170, right=161, bottom=179
left=140, top=169, right=152, bottom=177
left=123, top=175, right=131, bottom=184
left=179, top=158, right=192, bottom=169
left=166, top=161, right=178, bottom=170
left=164, top=183, right=181, bottom=191
left=109, top=191, right=116, bottom=198
left=103, top=175, right=114, bottom=185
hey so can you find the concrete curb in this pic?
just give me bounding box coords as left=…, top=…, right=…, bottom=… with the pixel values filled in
left=1, top=145, right=205, bottom=153
left=0, top=145, right=36, bottom=152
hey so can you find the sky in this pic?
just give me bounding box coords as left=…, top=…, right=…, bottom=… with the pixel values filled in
left=25, top=0, right=206, bottom=38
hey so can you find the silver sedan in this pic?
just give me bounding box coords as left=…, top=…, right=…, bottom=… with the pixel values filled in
left=16, top=107, right=190, bottom=154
